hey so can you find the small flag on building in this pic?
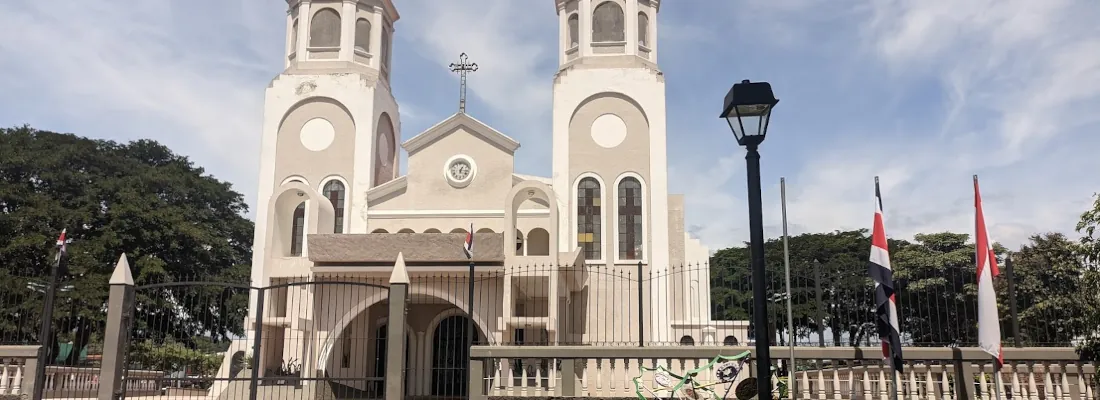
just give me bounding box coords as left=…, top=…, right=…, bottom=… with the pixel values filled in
left=867, top=177, right=904, bottom=373
left=55, top=228, right=68, bottom=262
left=974, top=176, right=1003, bottom=364
left=463, top=223, right=474, bottom=259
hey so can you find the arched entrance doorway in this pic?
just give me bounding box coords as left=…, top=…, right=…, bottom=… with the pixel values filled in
left=431, top=314, right=477, bottom=397
left=372, top=324, right=410, bottom=397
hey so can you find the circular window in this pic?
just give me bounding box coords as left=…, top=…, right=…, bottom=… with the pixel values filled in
left=444, top=155, right=477, bottom=188
left=590, top=113, right=627, bottom=149
left=299, top=118, right=335, bottom=151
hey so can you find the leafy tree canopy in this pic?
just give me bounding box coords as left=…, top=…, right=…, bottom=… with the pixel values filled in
left=0, top=126, right=253, bottom=361
left=711, top=227, right=1095, bottom=348
left=1074, top=192, right=1100, bottom=360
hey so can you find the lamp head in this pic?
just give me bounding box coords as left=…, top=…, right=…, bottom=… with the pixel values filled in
left=720, top=79, right=779, bottom=147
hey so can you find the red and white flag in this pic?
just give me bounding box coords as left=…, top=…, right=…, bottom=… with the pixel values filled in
left=55, top=228, right=68, bottom=262
left=56, top=229, right=68, bottom=252
left=974, top=175, right=1003, bottom=363
left=463, top=223, right=474, bottom=259
left=867, top=177, right=903, bottom=372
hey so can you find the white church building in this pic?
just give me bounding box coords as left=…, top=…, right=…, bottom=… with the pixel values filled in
left=218, top=0, right=748, bottom=397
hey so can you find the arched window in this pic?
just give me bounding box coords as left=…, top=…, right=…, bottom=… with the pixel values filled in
left=381, top=26, right=392, bottom=70
left=424, top=228, right=442, bottom=233
left=723, top=336, right=739, bottom=346
left=354, top=18, right=371, bottom=53
left=450, top=228, right=468, bottom=234
left=618, top=177, right=643, bottom=259
left=577, top=177, right=602, bottom=260
left=476, top=228, right=495, bottom=233
left=291, top=19, right=299, bottom=52
left=371, top=229, right=389, bottom=233
left=374, top=113, right=396, bottom=186
left=567, top=14, right=579, bottom=48
left=290, top=202, right=306, bottom=256
left=637, top=12, right=649, bottom=47
left=322, top=180, right=345, bottom=233
left=679, top=335, right=695, bottom=346
left=592, top=2, right=625, bottom=42
left=397, top=228, right=415, bottom=233
left=309, top=8, right=341, bottom=47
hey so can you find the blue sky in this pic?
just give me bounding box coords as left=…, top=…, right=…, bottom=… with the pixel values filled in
left=2, top=0, right=1099, bottom=252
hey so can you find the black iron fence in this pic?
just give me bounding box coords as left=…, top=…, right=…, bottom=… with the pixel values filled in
left=456, top=261, right=1095, bottom=349
left=0, top=266, right=107, bottom=399
left=3, top=256, right=1095, bottom=399
left=115, top=274, right=392, bottom=400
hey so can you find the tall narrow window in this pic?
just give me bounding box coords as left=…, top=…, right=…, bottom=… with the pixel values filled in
left=568, top=14, right=579, bottom=48
left=618, top=177, right=643, bottom=259
left=309, top=8, right=341, bottom=47
left=290, top=202, right=306, bottom=256
left=354, top=18, right=371, bottom=53
left=381, top=27, right=391, bottom=69
left=291, top=19, right=299, bottom=52
left=637, top=12, right=649, bottom=47
left=323, top=180, right=346, bottom=233
left=577, top=177, right=602, bottom=260
left=592, top=2, right=625, bottom=42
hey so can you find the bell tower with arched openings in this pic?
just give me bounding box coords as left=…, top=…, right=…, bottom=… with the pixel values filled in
left=251, top=0, right=402, bottom=289
left=551, top=0, right=672, bottom=343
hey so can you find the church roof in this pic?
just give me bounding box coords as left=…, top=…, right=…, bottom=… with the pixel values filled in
left=402, top=113, right=520, bottom=155
left=308, top=233, right=505, bottom=263
left=512, top=173, right=552, bottom=185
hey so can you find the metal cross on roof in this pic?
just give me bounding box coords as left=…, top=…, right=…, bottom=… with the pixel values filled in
left=449, top=53, right=478, bottom=114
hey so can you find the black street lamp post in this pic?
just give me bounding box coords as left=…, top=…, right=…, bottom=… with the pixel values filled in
left=720, top=79, right=778, bottom=400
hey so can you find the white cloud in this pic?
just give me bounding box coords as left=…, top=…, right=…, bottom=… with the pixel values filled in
left=397, top=0, right=555, bottom=125
left=678, top=0, right=1100, bottom=252
left=0, top=0, right=279, bottom=216
left=3, top=0, right=1097, bottom=256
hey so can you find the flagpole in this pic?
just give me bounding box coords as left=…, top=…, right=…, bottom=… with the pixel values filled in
left=33, top=229, right=67, bottom=400
left=780, top=177, right=795, bottom=400
left=974, top=175, right=1004, bottom=400
left=874, top=177, right=901, bottom=400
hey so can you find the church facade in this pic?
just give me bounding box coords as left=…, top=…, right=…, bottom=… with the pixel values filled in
left=217, top=0, right=748, bottom=397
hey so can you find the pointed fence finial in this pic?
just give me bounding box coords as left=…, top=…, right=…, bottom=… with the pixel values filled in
left=390, top=252, right=410, bottom=284
left=110, top=253, right=134, bottom=286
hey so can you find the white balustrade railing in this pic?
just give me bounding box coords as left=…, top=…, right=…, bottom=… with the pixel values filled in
left=470, top=346, right=1098, bottom=399
left=0, top=346, right=39, bottom=397
left=1, top=345, right=166, bottom=399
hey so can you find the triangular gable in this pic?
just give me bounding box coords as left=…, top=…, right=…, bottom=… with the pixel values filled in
left=402, top=112, right=521, bottom=155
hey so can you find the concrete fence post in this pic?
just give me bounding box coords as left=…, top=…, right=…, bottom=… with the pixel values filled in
left=385, top=253, right=409, bottom=400
left=97, top=254, right=135, bottom=400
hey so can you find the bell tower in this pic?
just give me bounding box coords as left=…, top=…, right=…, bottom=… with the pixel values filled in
left=550, top=0, right=672, bottom=343
left=250, top=0, right=402, bottom=289
left=555, top=0, right=659, bottom=65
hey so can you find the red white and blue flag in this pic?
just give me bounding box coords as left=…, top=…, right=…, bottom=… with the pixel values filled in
left=974, top=176, right=1003, bottom=364
left=867, top=178, right=904, bottom=372
left=463, top=223, right=474, bottom=259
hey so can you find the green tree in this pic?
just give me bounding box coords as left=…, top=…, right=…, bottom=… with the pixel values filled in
left=1074, top=192, right=1100, bottom=361
left=1076, top=192, right=1100, bottom=263
left=890, top=232, right=984, bottom=346
left=0, top=126, right=253, bottom=363
left=710, top=230, right=909, bottom=346
left=1006, top=233, right=1096, bottom=346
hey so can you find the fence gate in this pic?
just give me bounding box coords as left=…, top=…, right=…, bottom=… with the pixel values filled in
left=117, top=278, right=390, bottom=400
